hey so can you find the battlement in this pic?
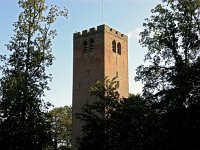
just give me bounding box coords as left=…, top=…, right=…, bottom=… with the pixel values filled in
left=73, top=24, right=128, bottom=40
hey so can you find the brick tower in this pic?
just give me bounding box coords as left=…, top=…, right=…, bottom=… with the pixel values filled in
left=72, top=24, right=129, bottom=149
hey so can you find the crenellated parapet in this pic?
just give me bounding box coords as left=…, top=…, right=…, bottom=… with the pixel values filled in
left=73, top=24, right=128, bottom=40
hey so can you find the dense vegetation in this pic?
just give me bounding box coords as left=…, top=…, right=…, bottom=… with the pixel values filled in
left=0, top=0, right=67, bottom=149
left=77, top=0, right=200, bottom=149
left=49, top=106, right=72, bottom=150
left=1, top=0, right=199, bottom=149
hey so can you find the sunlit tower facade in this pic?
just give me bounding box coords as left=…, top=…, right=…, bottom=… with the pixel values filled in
left=72, top=24, right=129, bottom=150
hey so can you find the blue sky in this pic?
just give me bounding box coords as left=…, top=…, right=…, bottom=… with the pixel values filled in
left=0, top=0, right=162, bottom=107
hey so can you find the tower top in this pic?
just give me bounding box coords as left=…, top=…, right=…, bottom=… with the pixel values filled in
left=73, top=24, right=128, bottom=40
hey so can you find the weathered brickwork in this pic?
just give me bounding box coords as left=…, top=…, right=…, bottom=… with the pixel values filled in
left=72, top=24, right=129, bottom=150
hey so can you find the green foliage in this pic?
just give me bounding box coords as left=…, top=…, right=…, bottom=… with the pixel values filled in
left=77, top=78, right=158, bottom=150
left=136, top=0, right=200, bottom=107
left=0, top=0, right=67, bottom=149
left=78, top=0, right=200, bottom=150
left=49, top=106, right=72, bottom=150
left=77, top=77, right=121, bottom=150
left=135, top=0, right=200, bottom=149
left=109, top=94, right=150, bottom=150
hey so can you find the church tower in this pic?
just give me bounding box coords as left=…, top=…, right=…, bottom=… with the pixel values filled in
left=72, top=24, right=129, bottom=149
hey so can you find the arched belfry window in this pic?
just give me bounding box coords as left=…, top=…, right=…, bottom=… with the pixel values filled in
left=83, top=41, right=88, bottom=53
left=90, top=39, right=94, bottom=52
left=112, top=40, right=116, bottom=53
left=117, top=42, right=121, bottom=55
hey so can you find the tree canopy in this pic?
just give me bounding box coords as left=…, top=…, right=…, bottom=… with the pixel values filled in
left=49, top=106, right=72, bottom=150
left=77, top=77, right=121, bottom=150
left=136, top=0, right=200, bottom=108
left=77, top=0, right=200, bottom=149
left=0, top=0, right=67, bottom=149
left=135, top=0, right=200, bottom=149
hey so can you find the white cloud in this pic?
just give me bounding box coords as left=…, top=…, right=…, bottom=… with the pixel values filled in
left=126, top=27, right=143, bottom=41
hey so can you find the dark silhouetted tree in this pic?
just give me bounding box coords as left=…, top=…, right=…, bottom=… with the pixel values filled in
left=0, top=0, right=67, bottom=149
left=136, top=0, right=200, bottom=149
left=49, top=106, right=72, bottom=150
left=77, top=77, right=121, bottom=150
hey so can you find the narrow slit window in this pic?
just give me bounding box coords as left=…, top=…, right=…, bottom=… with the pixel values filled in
left=117, top=42, right=121, bottom=55
left=90, top=39, right=94, bottom=52
left=112, top=40, right=116, bottom=53
left=83, top=41, right=88, bottom=53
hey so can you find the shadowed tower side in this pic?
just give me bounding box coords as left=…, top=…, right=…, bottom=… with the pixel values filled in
left=72, top=24, right=128, bottom=150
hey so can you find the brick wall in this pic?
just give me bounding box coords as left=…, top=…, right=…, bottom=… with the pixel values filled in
left=72, top=24, right=128, bottom=150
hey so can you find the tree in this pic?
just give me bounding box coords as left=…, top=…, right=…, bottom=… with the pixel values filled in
left=77, top=78, right=159, bottom=150
left=0, top=0, right=67, bottom=149
left=49, top=106, right=72, bottom=150
left=0, top=55, right=5, bottom=71
left=136, top=0, right=200, bottom=149
left=108, top=94, right=152, bottom=150
left=76, top=0, right=200, bottom=149
left=77, top=77, right=121, bottom=150
left=136, top=0, right=200, bottom=106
